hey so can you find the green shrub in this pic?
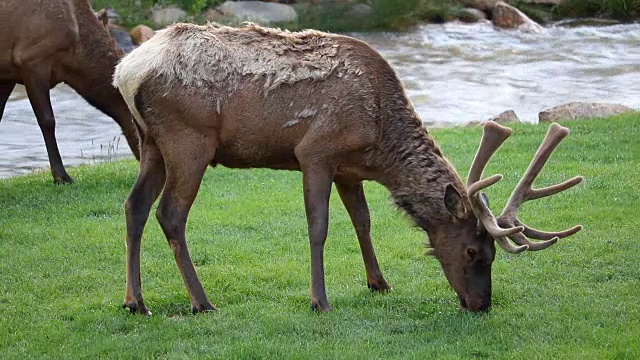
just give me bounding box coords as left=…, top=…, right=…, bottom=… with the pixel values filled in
left=553, top=0, right=640, bottom=20
left=289, top=0, right=457, bottom=33
left=90, top=0, right=224, bottom=28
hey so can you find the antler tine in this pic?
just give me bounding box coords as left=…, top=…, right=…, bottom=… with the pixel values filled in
left=506, top=231, right=558, bottom=251
left=467, top=121, right=526, bottom=252
left=497, top=123, right=583, bottom=251
left=522, top=223, right=583, bottom=240
left=494, top=236, right=529, bottom=254
left=467, top=121, right=512, bottom=191
left=528, top=176, right=584, bottom=201
left=500, top=123, right=574, bottom=213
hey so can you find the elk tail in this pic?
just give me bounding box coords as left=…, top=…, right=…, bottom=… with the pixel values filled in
left=112, top=31, right=171, bottom=135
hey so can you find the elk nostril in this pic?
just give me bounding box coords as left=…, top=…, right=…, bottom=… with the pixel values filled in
left=459, top=297, right=468, bottom=309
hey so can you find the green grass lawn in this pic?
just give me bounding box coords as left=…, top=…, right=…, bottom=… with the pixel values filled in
left=1, top=114, right=638, bottom=359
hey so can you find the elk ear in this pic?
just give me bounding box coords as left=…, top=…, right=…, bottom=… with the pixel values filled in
left=95, top=8, right=109, bottom=28
left=444, top=184, right=467, bottom=219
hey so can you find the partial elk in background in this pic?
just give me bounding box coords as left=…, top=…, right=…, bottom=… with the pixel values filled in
left=113, top=22, right=583, bottom=315
left=0, top=0, right=140, bottom=184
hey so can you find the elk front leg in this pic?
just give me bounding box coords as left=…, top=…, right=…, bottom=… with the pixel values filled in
left=0, top=82, right=16, bottom=118
left=155, top=133, right=216, bottom=314
left=335, top=181, right=391, bottom=292
left=123, top=137, right=166, bottom=315
left=301, top=164, right=334, bottom=312
left=21, top=63, right=73, bottom=184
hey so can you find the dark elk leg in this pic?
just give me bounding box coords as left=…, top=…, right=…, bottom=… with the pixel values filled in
left=0, top=82, right=16, bottom=119
left=335, top=181, right=392, bottom=292
left=123, top=136, right=166, bottom=315
left=299, top=161, right=334, bottom=312
left=109, top=105, right=141, bottom=161
left=21, top=62, right=73, bottom=184
left=154, top=129, right=217, bottom=314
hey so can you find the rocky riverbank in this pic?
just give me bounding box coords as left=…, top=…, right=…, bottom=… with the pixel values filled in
left=92, top=0, right=639, bottom=57
left=93, top=0, right=638, bottom=35
left=92, top=1, right=638, bottom=128
left=465, top=103, right=637, bottom=128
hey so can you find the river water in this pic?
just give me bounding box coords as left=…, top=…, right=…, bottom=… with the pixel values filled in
left=2, top=22, right=639, bottom=179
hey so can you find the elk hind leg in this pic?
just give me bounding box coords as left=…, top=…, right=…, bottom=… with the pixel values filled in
left=297, top=157, right=335, bottom=312
left=123, top=136, right=166, bottom=315
left=335, top=180, right=391, bottom=292
left=155, top=128, right=217, bottom=314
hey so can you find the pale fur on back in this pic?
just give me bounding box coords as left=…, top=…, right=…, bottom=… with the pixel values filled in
left=113, top=22, right=365, bottom=130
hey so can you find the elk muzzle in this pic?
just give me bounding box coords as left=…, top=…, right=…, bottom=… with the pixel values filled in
left=460, top=293, right=491, bottom=312
left=459, top=268, right=492, bottom=312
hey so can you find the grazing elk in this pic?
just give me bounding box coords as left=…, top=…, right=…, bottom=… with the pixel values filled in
left=0, top=0, right=140, bottom=184
left=113, top=22, right=583, bottom=315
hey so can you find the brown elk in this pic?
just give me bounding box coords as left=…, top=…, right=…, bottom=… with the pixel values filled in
left=0, top=0, right=140, bottom=184
left=113, top=22, right=583, bottom=315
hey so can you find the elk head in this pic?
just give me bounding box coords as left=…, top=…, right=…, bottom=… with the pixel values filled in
left=433, top=121, right=583, bottom=312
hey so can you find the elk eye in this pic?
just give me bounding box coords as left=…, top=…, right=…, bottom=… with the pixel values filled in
left=466, top=248, right=477, bottom=260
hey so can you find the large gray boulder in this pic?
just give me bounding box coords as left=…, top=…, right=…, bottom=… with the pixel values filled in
left=492, top=1, right=544, bottom=32
left=152, top=5, right=187, bottom=25
left=217, top=1, right=298, bottom=24
left=459, top=8, right=488, bottom=22
left=488, top=110, right=521, bottom=124
left=466, top=110, right=520, bottom=127
left=539, top=102, right=636, bottom=122
left=347, top=3, right=374, bottom=18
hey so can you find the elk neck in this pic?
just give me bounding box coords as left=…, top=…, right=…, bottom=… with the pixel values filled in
left=59, top=0, right=132, bottom=124
left=373, top=98, right=470, bottom=234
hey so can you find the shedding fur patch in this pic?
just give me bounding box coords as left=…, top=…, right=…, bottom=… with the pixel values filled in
left=113, top=22, right=361, bottom=109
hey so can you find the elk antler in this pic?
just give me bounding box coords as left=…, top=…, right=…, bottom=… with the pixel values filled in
left=466, top=121, right=583, bottom=254
left=496, top=123, right=583, bottom=250
left=467, top=121, right=527, bottom=253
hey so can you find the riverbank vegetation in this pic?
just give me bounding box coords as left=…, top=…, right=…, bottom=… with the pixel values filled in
left=91, top=0, right=458, bottom=31
left=287, top=0, right=457, bottom=32
left=91, top=0, right=639, bottom=32
left=554, top=0, right=640, bottom=21
left=1, top=114, right=638, bottom=358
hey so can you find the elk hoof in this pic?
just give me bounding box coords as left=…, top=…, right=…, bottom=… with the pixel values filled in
left=192, top=302, right=217, bottom=314
left=53, top=173, right=74, bottom=184
left=367, top=280, right=393, bottom=292
left=310, top=300, right=333, bottom=312
left=123, top=301, right=152, bottom=316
